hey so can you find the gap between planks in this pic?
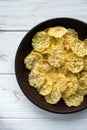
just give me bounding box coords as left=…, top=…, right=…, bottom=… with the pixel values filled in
left=0, top=30, right=28, bottom=32
left=0, top=118, right=55, bottom=120
left=0, top=117, right=87, bottom=121
left=0, top=73, right=15, bottom=75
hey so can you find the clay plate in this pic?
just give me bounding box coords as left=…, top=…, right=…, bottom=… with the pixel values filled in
left=15, top=18, right=87, bottom=113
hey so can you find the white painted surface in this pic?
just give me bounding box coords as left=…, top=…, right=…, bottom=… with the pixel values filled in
left=0, top=119, right=87, bottom=130
left=0, top=32, right=26, bottom=73
left=0, top=0, right=87, bottom=30
left=0, top=0, right=87, bottom=129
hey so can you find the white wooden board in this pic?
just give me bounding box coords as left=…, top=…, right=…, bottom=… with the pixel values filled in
left=0, top=0, right=87, bottom=30
left=0, top=119, right=87, bottom=130
left=0, top=32, right=26, bottom=73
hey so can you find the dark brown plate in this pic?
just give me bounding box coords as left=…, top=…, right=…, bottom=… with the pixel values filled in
left=15, top=18, right=87, bottom=114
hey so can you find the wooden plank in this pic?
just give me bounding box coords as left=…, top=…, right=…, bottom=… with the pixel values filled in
left=0, top=32, right=26, bottom=73
left=0, top=0, right=87, bottom=30
left=0, top=75, right=87, bottom=119
left=0, top=119, right=87, bottom=130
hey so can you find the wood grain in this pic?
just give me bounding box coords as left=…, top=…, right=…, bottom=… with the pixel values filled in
left=0, top=32, right=26, bottom=73
left=0, top=0, right=87, bottom=30
left=0, top=119, right=87, bottom=130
